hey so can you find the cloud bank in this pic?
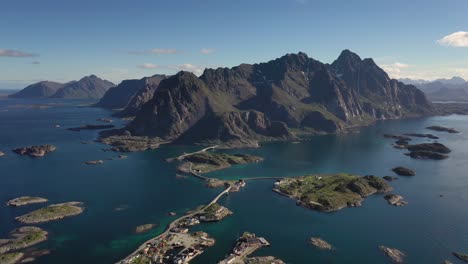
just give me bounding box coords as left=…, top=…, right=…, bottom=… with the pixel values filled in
left=380, top=62, right=409, bottom=79
left=0, top=49, right=37, bottom=57
left=437, top=31, right=468, bottom=47
left=200, top=48, right=215, bottom=55
left=137, top=63, right=159, bottom=69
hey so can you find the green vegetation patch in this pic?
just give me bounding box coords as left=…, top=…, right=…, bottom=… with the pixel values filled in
left=0, top=252, right=24, bottom=264
left=184, top=151, right=262, bottom=173
left=16, top=202, right=84, bottom=224
left=278, top=174, right=391, bottom=212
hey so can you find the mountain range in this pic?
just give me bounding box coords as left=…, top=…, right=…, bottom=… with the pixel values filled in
left=400, top=77, right=468, bottom=102
left=103, top=50, right=433, bottom=147
left=9, top=75, right=115, bottom=99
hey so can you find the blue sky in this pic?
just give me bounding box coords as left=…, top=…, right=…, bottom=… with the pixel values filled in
left=1, top=0, right=468, bottom=89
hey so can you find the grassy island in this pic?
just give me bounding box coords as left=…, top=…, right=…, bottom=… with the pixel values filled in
left=0, top=252, right=24, bottom=264
left=6, top=196, right=48, bottom=207
left=15, top=202, right=84, bottom=224
left=178, top=151, right=263, bottom=174
left=197, top=203, right=233, bottom=222
left=274, top=174, right=392, bottom=212
left=0, top=227, right=48, bottom=254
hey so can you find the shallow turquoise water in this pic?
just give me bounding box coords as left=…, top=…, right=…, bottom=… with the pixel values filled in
left=0, top=99, right=467, bottom=263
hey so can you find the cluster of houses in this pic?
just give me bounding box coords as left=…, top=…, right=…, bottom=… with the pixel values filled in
left=219, top=233, right=270, bottom=264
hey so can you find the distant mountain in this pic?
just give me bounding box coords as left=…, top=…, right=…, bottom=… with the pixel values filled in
left=50, top=75, right=114, bottom=99
left=398, top=78, right=429, bottom=86
left=116, top=50, right=433, bottom=147
left=96, top=75, right=167, bottom=117
left=8, top=81, right=64, bottom=98
left=401, top=77, right=468, bottom=102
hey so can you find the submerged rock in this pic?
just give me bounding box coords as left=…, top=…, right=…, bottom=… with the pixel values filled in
left=392, top=167, right=416, bottom=176
left=384, top=194, right=408, bottom=206
left=0, top=151, right=5, bottom=157
left=134, top=224, right=157, bottom=234
left=403, top=133, right=439, bottom=139
left=384, top=134, right=412, bottom=141
left=383, top=176, right=398, bottom=182
left=309, top=237, right=333, bottom=250
left=427, top=126, right=459, bottom=133
left=12, top=145, right=56, bottom=158
left=379, top=246, right=405, bottom=263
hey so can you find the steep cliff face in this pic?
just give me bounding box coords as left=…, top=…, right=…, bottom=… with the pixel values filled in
left=123, top=50, right=433, bottom=146
left=117, top=75, right=166, bottom=117
left=96, top=74, right=166, bottom=116
left=9, top=81, right=64, bottom=98
left=50, top=75, right=114, bottom=99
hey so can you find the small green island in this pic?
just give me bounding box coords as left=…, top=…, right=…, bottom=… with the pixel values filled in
left=274, top=174, right=392, bottom=212
left=177, top=151, right=263, bottom=174
left=0, top=226, right=48, bottom=255
left=0, top=252, right=24, bottom=264
left=6, top=196, right=48, bottom=207
left=15, top=202, right=84, bottom=224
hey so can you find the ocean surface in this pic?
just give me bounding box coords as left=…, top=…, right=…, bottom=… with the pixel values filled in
left=0, top=98, right=467, bottom=264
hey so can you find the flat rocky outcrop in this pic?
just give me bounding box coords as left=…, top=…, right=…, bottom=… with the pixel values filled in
left=12, top=145, right=56, bottom=158
left=384, top=194, right=408, bottom=206
left=15, top=202, right=84, bottom=224
left=6, top=197, right=48, bottom=207
left=426, top=126, right=460, bottom=133
left=379, top=246, right=405, bottom=263
left=0, top=151, right=5, bottom=157
left=98, top=130, right=164, bottom=152
left=84, top=160, right=104, bottom=165
left=392, top=167, right=416, bottom=176
left=383, top=176, right=398, bottom=182
left=309, top=237, right=333, bottom=250
left=245, top=256, right=285, bottom=264
left=0, top=227, right=48, bottom=254
left=67, top=124, right=114, bottom=131
left=406, top=151, right=449, bottom=160
left=406, top=143, right=451, bottom=154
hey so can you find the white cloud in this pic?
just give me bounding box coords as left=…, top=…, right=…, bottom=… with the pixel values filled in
left=149, top=48, right=178, bottom=54
left=171, top=63, right=206, bottom=75
left=379, top=62, right=410, bottom=79
left=0, top=49, right=37, bottom=57
left=137, top=63, right=159, bottom=69
left=437, top=31, right=468, bottom=47
left=129, top=48, right=179, bottom=55
left=200, top=48, right=215, bottom=55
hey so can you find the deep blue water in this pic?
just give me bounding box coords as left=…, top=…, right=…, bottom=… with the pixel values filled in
left=0, top=98, right=467, bottom=263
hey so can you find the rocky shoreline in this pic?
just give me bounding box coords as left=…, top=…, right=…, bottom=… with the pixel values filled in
left=12, top=145, right=56, bottom=158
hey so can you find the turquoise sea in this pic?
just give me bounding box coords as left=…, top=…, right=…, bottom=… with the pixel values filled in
left=0, top=98, right=467, bottom=263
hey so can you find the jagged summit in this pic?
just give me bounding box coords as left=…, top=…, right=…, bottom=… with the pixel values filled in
left=114, top=50, right=433, bottom=147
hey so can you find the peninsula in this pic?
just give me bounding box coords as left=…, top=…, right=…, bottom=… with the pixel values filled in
left=273, top=174, right=392, bottom=212
left=218, top=232, right=271, bottom=264
left=15, top=202, right=84, bottom=224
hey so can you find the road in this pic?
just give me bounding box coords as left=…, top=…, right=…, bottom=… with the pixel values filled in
left=119, top=185, right=231, bottom=263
